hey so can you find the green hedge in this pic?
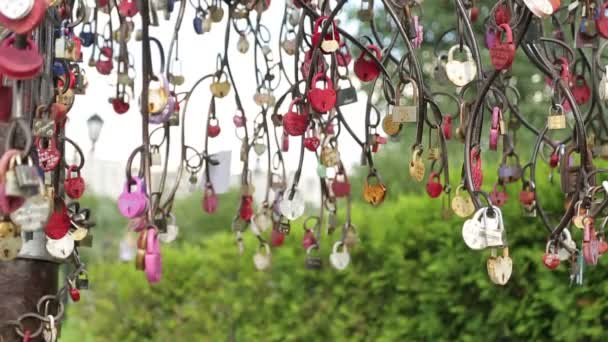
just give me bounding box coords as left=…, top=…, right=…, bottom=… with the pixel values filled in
left=63, top=188, right=608, bottom=341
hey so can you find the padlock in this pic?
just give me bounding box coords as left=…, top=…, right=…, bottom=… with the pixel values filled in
left=282, top=97, right=309, bottom=136
left=300, top=48, right=327, bottom=79
left=489, top=182, right=508, bottom=207
left=571, top=75, right=591, bottom=105
left=117, top=177, right=149, bottom=218
left=207, top=118, right=221, bottom=138
left=0, top=36, right=43, bottom=80
left=210, top=73, right=231, bottom=98
left=363, top=172, right=387, bottom=206
left=65, top=165, right=85, bottom=199
left=35, top=137, right=61, bottom=171
left=542, top=240, right=561, bottom=269
left=331, top=170, right=351, bottom=198
left=118, top=0, right=139, bottom=17
left=489, top=24, right=516, bottom=70
left=336, top=41, right=352, bottom=67
left=353, top=45, right=381, bottom=82
left=307, top=73, right=336, bottom=113
left=14, top=156, right=41, bottom=196
left=408, top=148, right=425, bottom=182
left=498, top=153, right=522, bottom=184
left=336, top=76, right=357, bottom=106
left=311, top=16, right=340, bottom=54
left=0, top=0, right=47, bottom=34
left=392, top=79, right=418, bottom=123
left=445, top=45, right=477, bottom=87
left=425, top=172, right=442, bottom=198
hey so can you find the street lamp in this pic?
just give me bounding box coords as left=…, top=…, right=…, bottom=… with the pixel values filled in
left=87, top=114, right=104, bottom=152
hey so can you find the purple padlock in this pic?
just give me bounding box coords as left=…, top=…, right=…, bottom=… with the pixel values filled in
left=145, top=227, right=162, bottom=283
left=149, top=93, right=176, bottom=124
left=117, top=176, right=149, bottom=218
left=485, top=27, right=497, bottom=49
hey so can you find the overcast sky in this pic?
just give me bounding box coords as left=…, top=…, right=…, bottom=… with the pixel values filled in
left=67, top=1, right=367, bottom=182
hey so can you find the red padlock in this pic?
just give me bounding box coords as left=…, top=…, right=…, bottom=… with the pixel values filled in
left=65, top=165, right=86, bottom=199
left=304, top=128, right=320, bottom=151
left=0, top=85, right=12, bottom=122
left=45, top=206, right=71, bottom=240
left=331, top=171, right=351, bottom=198
left=489, top=183, right=508, bottom=207
left=469, top=6, right=479, bottom=22
left=240, top=195, right=254, bottom=221
left=583, top=218, right=600, bottom=265
left=471, top=148, right=483, bottom=190
left=0, top=0, right=48, bottom=34
left=96, top=59, right=113, bottom=75
left=271, top=228, right=285, bottom=246
left=0, top=36, right=43, bottom=80
left=51, top=103, right=68, bottom=123
left=519, top=187, right=535, bottom=205
left=311, top=16, right=340, bottom=54
left=307, top=73, right=336, bottom=113
left=571, top=75, right=591, bottom=105
left=489, top=24, right=515, bottom=70
left=282, top=97, right=309, bottom=136
left=69, top=286, right=81, bottom=302
left=542, top=241, right=561, bottom=270
left=300, top=49, right=326, bottom=79
left=371, top=134, right=387, bottom=152
left=36, top=136, right=61, bottom=172
left=597, top=1, right=608, bottom=38
left=354, top=45, right=381, bottom=82
left=336, top=42, right=352, bottom=67
left=494, top=4, right=511, bottom=25
left=425, top=172, right=442, bottom=198
left=118, top=0, right=139, bottom=17
left=443, top=114, right=452, bottom=140
left=302, top=229, right=316, bottom=249
left=111, top=97, right=130, bottom=114
left=207, top=118, right=221, bottom=138
left=549, top=151, right=559, bottom=168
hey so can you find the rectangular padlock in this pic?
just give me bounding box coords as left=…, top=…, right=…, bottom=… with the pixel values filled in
left=15, top=158, right=41, bottom=196
left=547, top=113, right=566, bottom=130
left=392, top=105, right=417, bottom=123
left=4, top=169, right=25, bottom=197
left=336, top=87, right=358, bottom=106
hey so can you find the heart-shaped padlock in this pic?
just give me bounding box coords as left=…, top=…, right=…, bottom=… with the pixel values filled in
left=451, top=185, right=475, bottom=217
left=207, top=118, right=221, bottom=138
left=118, top=0, right=139, bottom=17
left=233, top=110, right=245, bottom=127
left=282, top=97, right=309, bottom=136
left=45, top=206, right=71, bottom=240
left=253, top=243, right=272, bottom=271
left=300, top=49, right=327, bottom=79
left=202, top=183, right=218, bottom=214
left=36, top=137, right=61, bottom=171
left=425, top=172, right=442, bottom=198
left=336, top=41, right=352, bottom=67
left=363, top=172, right=387, bottom=206
left=542, top=241, right=561, bottom=269
left=145, top=227, right=162, bottom=283
left=307, top=73, right=337, bottom=113
left=302, top=229, right=316, bottom=250
left=46, top=233, right=75, bottom=260
left=65, top=165, right=85, bottom=199
left=519, top=183, right=535, bottom=205
left=279, top=190, right=305, bottom=220
left=117, top=177, right=149, bottom=218
left=304, top=134, right=320, bottom=152
left=597, top=1, right=608, bottom=38
left=329, top=241, right=350, bottom=271
left=353, top=45, right=381, bottom=82
left=489, top=183, right=508, bottom=207
left=489, top=24, right=515, bottom=70
left=0, top=36, right=43, bottom=80
left=487, top=248, right=512, bottom=285
left=111, top=96, right=130, bottom=114
left=311, top=16, right=340, bottom=54
left=445, top=45, right=477, bottom=87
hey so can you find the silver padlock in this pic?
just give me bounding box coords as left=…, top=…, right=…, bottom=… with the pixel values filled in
left=15, top=156, right=41, bottom=197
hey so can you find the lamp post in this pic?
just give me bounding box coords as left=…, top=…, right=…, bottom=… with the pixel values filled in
left=87, top=114, right=104, bottom=152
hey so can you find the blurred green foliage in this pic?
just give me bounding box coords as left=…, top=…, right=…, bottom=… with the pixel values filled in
left=63, top=180, right=608, bottom=341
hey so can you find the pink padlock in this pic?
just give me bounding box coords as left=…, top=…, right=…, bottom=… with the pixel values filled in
left=145, top=227, right=162, bottom=284
left=202, top=183, right=218, bottom=214
left=117, top=177, right=149, bottom=218
left=233, top=110, right=245, bottom=127
left=489, top=107, right=501, bottom=151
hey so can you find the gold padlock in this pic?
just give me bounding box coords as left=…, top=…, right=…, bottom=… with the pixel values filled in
left=408, top=148, right=425, bottom=182
left=363, top=172, right=387, bottom=206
